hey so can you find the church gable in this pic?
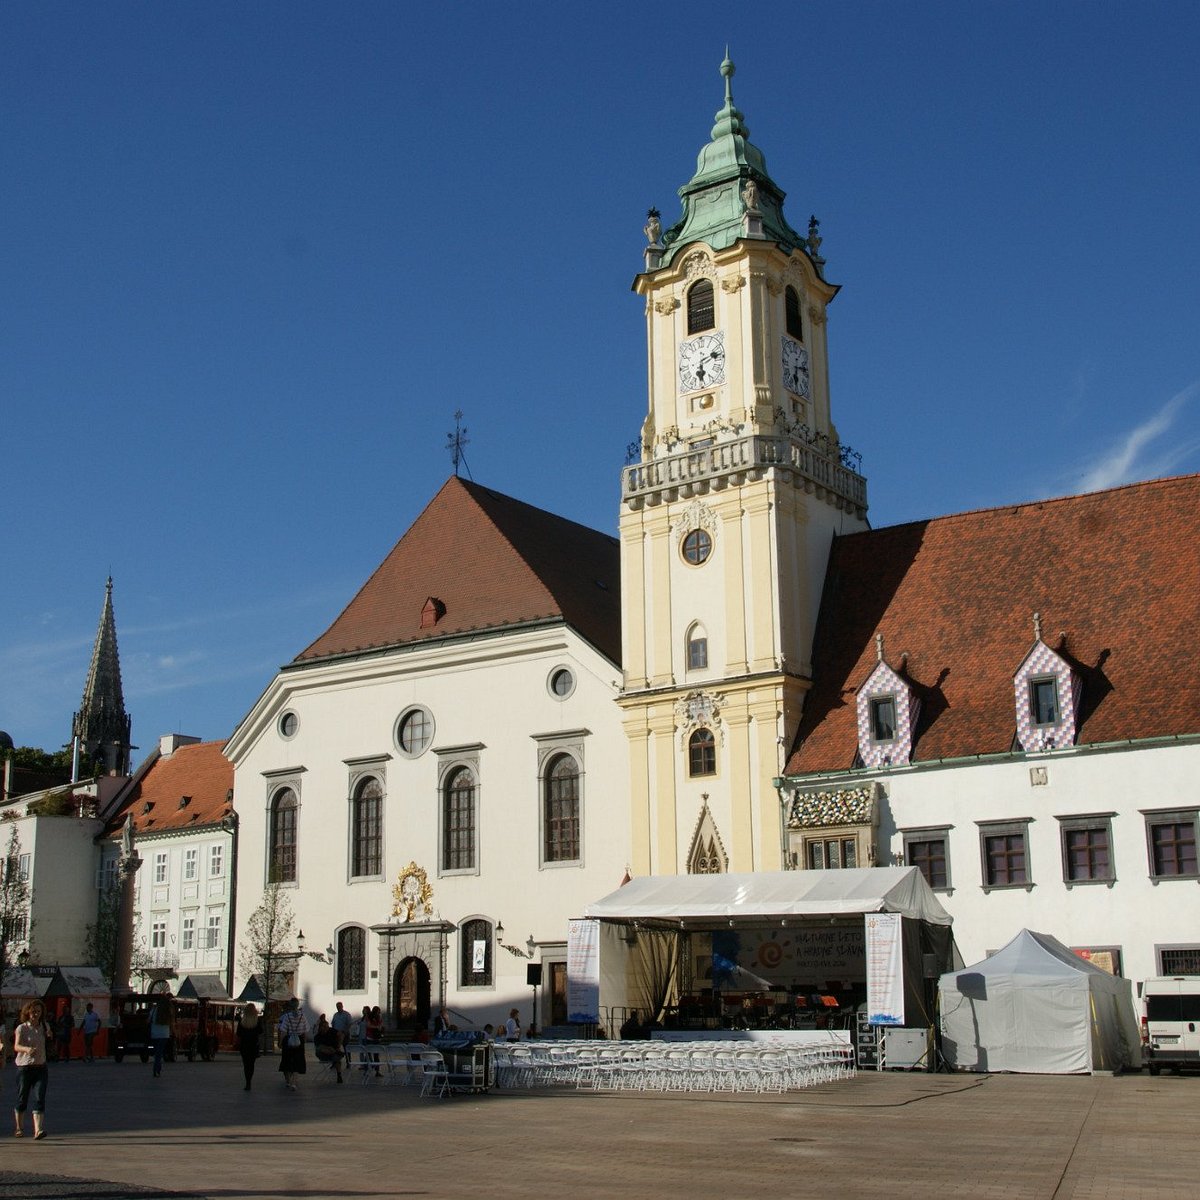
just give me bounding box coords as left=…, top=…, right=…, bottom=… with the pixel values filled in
left=295, top=477, right=621, bottom=665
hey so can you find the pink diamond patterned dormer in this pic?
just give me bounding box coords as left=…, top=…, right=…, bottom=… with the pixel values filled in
left=1014, top=618, right=1081, bottom=751
left=856, top=638, right=920, bottom=768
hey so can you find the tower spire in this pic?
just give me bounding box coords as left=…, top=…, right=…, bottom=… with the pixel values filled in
left=72, top=576, right=132, bottom=779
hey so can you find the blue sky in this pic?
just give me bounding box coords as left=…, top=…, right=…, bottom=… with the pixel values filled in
left=3, top=2, right=1197, bottom=763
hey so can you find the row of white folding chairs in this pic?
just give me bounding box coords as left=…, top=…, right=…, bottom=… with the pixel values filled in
left=494, top=1040, right=854, bottom=1094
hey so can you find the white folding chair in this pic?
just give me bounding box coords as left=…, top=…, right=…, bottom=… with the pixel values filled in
left=418, top=1050, right=449, bottom=1098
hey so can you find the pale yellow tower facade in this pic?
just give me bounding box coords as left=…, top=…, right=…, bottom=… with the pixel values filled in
left=619, top=59, right=869, bottom=878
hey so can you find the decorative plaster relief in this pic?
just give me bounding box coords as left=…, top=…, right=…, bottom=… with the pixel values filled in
left=683, top=251, right=715, bottom=279
left=671, top=498, right=719, bottom=548
left=807, top=304, right=827, bottom=326
left=720, top=275, right=746, bottom=294
left=392, top=861, right=434, bottom=922
left=654, top=298, right=681, bottom=315
left=674, top=690, right=728, bottom=746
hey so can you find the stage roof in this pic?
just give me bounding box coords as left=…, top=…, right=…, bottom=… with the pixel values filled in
left=584, top=867, right=952, bottom=927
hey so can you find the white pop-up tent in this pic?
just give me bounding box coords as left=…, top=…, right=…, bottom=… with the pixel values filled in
left=938, top=929, right=1142, bottom=1074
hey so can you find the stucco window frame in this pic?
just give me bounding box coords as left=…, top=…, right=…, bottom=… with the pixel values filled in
left=533, top=730, right=589, bottom=871
left=900, top=824, right=953, bottom=894
left=436, top=744, right=484, bottom=878
left=1141, top=806, right=1200, bottom=882
left=262, top=766, right=305, bottom=888
left=1056, top=812, right=1117, bottom=889
left=334, top=923, right=368, bottom=994
left=345, top=755, right=389, bottom=884
left=800, top=825, right=871, bottom=871
left=977, top=817, right=1034, bottom=893
left=1155, top=943, right=1200, bottom=975
left=458, top=915, right=496, bottom=990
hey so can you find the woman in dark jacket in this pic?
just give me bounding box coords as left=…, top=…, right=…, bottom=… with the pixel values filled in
left=235, top=1003, right=261, bottom=1091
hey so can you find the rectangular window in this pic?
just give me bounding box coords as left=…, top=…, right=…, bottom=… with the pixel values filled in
left=152, top=921, right=167, bottom=950
left=206, top=913, right=222, bottom=950
left=1058, top=815, right=1114, bottom=884
left=979, top=820, right=1031, bottom=888
left=181, top=916, right=195, bottom=951
left=154, top=852, right=168, bottom=884
left=1029, top=678, right=1059, bottom=726
left=18, top=854, right=29, bottom=881
left=184, top=848, right=198, bottom=881
left=808, top=837, right=857, bottom=870
left=1146, top=810, right=1199, bottom=878
left=688, top=636, right=708, bottom=670
left=870, top=696, right=897, bottom=742
left=209, top=844, right=224, bottom=878
left=1159, top=945, right=1200, bottom=975
left=907, top=837, right=948, bottom=889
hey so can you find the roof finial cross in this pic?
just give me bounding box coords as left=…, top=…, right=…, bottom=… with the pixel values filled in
left=445, top=410, right=472, bottom=479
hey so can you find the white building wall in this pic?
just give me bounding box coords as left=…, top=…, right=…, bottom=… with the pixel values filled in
left=862, top=739, right=1200, bottom=985
left=228, top=625, right=629, bottom=1031
left=22, top=814, right=101, bottom=964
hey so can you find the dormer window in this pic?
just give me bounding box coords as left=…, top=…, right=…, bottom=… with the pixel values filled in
left=687, top=279, right=715, bottom=334
left=855, top=637, right=919, bottom=768
left=870, top=696, right=897, bottom=743
left=1013, top=615, right=1080, bottom=752
left=420, top=597, right=446, bottom=629
left=785, top=285, right=803, bottom=341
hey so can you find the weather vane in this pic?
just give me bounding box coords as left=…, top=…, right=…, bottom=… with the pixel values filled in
left=445, top=410, right=472, bottom=479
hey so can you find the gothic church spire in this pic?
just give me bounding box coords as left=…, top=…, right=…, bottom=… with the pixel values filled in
left=72, top=576, right=132, bottom=778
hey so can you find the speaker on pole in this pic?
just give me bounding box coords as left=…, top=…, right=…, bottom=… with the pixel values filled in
left=526, top=963, right=543, bottom=987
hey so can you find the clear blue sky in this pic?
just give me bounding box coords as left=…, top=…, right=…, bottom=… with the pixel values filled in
left=3, top=2, right=1197, bottom=763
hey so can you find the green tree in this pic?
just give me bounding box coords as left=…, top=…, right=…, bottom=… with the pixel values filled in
left=85, top=879, right=152, bottom=990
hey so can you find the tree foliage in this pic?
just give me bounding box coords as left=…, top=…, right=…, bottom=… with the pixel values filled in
left=238, top=878, right=295, bottom=1010
left=85, top=880, right=152, bottom=990
left=0, top=824, right=32, bottom=977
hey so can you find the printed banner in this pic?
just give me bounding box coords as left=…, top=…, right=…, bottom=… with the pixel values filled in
left=472, top=939, right=486, bottom=972
left=865, top=912, right=904, bottom=1026
left=566, top=918, right=600, bottom=1024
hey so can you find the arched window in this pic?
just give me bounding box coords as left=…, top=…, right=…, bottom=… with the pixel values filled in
left=544, top=754, right=581, bottom=863
left=460, top=917, right=494, bottom=987
left=687, top=279, right=715, bottom=334
left=337, top=925, right=366, bottom=991
left=442, top=767, right=476, bottom=871
left=785, top=285, right=804, bottom=341
left=351, top=776, right=383, bottom=877
left=687, top=624, right=709, bottom=671
left=269, top=787, right=298, bottom=882
left=688, top=728, right=716, bottom=777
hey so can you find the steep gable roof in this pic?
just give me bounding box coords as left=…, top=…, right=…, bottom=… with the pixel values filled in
left=787, top=474, right=1200, bottom=774
left=102, top=740, right=232, bottom=839
left=295, top=477, right=621, bottom=665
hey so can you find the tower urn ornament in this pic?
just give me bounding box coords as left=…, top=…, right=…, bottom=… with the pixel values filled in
left=643, top=207, right=662, bottom=245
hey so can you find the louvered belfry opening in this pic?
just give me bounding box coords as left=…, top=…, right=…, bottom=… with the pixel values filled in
left=687, top=279, right=715, bottom=333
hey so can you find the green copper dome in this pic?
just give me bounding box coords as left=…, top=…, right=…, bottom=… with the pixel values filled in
left=660, top=56, right=810, bottom=268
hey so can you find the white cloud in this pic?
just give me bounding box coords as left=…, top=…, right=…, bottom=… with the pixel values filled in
left=1076, top=381, right=1200, bottom=493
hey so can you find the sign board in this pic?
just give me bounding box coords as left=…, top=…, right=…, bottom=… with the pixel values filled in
left=865, top=912, right=904, bottom=1026
left=566, top=918, right=600, bottom=1024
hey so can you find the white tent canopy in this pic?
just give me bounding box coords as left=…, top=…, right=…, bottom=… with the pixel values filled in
left=584, top=867, right=953, bottom=927
left=938, top=929, right=1142, bottom=1074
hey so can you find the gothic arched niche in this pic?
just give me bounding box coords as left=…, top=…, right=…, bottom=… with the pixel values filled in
left=687, top=801, right=728, bottom=874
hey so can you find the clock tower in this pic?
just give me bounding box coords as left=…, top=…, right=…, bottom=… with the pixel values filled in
left=618, top=58, right=869, bottom=877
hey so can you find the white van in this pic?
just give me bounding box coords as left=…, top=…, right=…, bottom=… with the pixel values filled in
left=1141, top=976, right=1200, bottom=1075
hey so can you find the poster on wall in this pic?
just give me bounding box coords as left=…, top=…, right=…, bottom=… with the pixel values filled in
left=472, top=940, right=486, bottom=972
left=865, top=913, right=904, bottom=1026
left=566, top=918, right=600, bottom=1023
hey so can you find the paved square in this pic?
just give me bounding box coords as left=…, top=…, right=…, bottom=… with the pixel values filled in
left=2, top=1056, right=1195, bottom=1199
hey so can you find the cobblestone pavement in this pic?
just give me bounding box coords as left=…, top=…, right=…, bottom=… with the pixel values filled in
left=1, top=1055, right=1196, bottom=1199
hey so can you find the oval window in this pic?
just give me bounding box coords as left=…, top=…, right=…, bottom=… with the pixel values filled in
left=395, top=707, right=434, bottom=757
left=682, top=529, right=713, bottom=566
left=549, top=667, right=575, bottom=699
left=278, top=711, right=299, bottom=739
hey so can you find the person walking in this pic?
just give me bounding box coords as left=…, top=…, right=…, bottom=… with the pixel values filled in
left=80, top=1003, right=102, bottom=1062
left=13, top=1000, right=52, bottom=1139
left=330, top=1001, right=352, bottom=1055
left=54, top=1010, right=73, bottom=1063
left=235, top=1003, right=262, bottom=1091
left=277, top=998, right=308, bottom=1091
left=149, top=996, right=174, bottom=1078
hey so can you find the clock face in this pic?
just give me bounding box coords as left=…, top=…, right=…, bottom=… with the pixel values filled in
left=678, top=332, right=726, bottom=393
left=781, top=335, right=810, bottom=399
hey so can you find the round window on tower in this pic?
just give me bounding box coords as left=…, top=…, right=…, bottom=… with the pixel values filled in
left=681, top=528, right=713, bottom=566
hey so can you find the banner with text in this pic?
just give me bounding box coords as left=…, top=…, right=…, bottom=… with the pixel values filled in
left=865, top=913, right=904, bottom=1026
left=566, top=918, right=600, bottom=1024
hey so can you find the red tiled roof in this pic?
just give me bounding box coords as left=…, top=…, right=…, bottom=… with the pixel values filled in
left=295, top=477, right=622, bottom=665
left=103, top=741, right=232, bottom=837
left=786, top=474, right=1200, bottom=774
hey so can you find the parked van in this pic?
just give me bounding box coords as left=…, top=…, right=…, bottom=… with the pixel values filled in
left=1141, top=976, right=1200, bottom=1075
